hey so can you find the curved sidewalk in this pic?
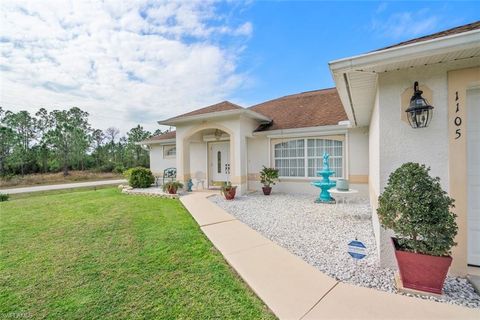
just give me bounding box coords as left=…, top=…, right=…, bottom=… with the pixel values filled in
left=181, top=192, right=480, bottom=320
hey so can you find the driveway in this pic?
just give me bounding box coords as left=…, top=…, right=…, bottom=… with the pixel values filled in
left=0, top=179, right=126, bottom=194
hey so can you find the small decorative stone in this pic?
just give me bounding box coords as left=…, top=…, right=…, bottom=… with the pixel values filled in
left=121, top=186, right=181, bottom=199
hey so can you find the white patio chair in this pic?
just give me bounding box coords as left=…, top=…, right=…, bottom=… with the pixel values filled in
left=194, top=171, right=206, bottom=190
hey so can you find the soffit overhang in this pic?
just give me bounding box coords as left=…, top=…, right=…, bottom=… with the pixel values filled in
left=329, top=30, right=480, bottom=127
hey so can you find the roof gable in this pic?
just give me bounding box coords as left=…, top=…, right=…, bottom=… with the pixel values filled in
left=165, top=101, right=243, bottom=122
left=141, top=131, right=176, bottom=144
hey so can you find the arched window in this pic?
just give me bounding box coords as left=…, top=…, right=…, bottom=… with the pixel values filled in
left=307, top=138, right=343, bottom=178
left=273, top=137, right=344, bottom=178
left=273, top=139, right=305, bottom=177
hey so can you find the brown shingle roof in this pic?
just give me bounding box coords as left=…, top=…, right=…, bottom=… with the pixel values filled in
left=249, top=88, right=347, bottom=132
left=165, top=101, right=243, bottom=121
left=143, top=131, right=176, bottom=143
left=376, top=20, right=480, bottom=51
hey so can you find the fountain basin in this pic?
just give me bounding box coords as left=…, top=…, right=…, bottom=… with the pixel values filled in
left=312, top=153, right=337, bottom=203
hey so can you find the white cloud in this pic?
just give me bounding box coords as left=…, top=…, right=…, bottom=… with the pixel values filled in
left=0, top=0, right=252, bottom=132
left=371, top=9, right=439, bottom=40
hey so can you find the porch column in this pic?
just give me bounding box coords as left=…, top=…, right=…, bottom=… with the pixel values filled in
left=176, top=135, right=190, bottom=183
left=231, top=131, right=247, bottom=195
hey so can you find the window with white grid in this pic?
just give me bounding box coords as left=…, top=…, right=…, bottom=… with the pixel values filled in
left=307, top=139, right=343, bottom=178
left=273, top=137, right=344, bottom=178
left=273, top=139, right=305, bottom=177
left=163, top=145, right=176, bottom=158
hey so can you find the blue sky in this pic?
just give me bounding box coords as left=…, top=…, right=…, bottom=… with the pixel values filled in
left=233, top=1, right=480, bottom=105
left=0, top=1, right=479, bottom=131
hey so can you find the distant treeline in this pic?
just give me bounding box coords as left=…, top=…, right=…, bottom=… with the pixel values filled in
left=0, top=106, right=165, bottom=177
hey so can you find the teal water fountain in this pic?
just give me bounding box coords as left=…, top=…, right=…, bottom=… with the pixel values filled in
left=311, top=152, right=336, bottom=203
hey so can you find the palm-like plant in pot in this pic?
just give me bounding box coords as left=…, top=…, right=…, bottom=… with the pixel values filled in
left=163, top=181, right=184, bottom=194
left=377, top=162, right=457, bottom=294
left=259, top=166, right=279, bottom=195
left=221, top=182, right=237, bottom=200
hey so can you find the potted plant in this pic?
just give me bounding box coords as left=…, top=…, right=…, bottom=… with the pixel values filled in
left=221, top=182, right=237, bottom=200
left=163, top=181, right=184, bottom=194
left=377, top=162, right=457, bottom=294
left=260, top=166, right=279, bottom=195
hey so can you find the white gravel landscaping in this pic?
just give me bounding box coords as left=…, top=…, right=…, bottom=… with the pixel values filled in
left=210, top=192, right=480, bottom=308
left=120, top=186, right=182, bottom=198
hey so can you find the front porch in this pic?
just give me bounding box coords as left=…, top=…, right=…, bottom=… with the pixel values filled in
left=175, top=123, right=251, bottom=195
left=155, top=101, right=272, bottom=196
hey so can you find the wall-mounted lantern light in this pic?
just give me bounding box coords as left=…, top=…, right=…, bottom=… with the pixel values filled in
left=405, top=81, right=434, bottom=128
left=214, top=129, right=222, bottom=140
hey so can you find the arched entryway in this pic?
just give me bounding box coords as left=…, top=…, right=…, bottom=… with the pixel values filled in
left=176, top=124, right=236, bottom=190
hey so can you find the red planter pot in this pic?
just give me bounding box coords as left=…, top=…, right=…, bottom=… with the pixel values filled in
left=223, top=188, right=236, bottom=200
left=392, top=238, right=452, bottom=294
left=262, top=186, right=272, bottom=195
left=167, top=187, right=177, bottom=194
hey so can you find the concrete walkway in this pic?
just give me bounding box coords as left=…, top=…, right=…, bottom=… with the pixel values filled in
left=181, top=192, right=480, bottom=320
left=0, top=179, right=126, bottom=194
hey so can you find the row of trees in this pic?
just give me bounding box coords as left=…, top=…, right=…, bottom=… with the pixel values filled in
left=0, top=107, right=164, bottom=177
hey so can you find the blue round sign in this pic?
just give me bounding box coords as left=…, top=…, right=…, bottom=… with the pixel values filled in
left=348, top=240, right=366, bottom=260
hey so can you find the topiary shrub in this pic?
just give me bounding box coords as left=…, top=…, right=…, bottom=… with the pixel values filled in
left=0, top=193, right=9, bottom=202
left=126, top=167, right=154, bottom=188
left=377, top=162, right=457, bottom=256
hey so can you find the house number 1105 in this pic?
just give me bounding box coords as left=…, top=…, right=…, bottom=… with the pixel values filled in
left=454, top=91, right=462, bottom=140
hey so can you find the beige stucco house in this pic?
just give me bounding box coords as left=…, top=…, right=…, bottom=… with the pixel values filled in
left=141, top=89, right=369, bottom=197
left=141, top=21, right=479, bottom=276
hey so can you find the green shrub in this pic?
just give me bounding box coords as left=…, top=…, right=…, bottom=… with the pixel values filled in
left=96, top=163, right=115, bottom=173
left=127, top=167, right=154, bottom=188
left=123, top=168, right=133, bottom=180
left=48, top=159, right=61, bottom=172
left=113, top=165, right=125, bottom=174
left=0, top=193, right=9, bottom=202
left=377, top=162, right=457, bottom=256
left=0, top=173, right=15, bottom=181
left=260, top=166, right=279, bottom=187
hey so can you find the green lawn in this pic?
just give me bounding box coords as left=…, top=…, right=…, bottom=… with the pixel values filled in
left=0, top=188, right=275, bottom=319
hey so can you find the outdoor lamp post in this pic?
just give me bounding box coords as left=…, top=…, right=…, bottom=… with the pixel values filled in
left=405, top=81, right=434, bottom=128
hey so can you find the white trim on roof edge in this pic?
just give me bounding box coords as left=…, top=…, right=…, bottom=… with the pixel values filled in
left=158, top=109, right=271, bottom=126
left=329, top=29, right=480, bottom=73
left=136, top=138, right=176, bottom=145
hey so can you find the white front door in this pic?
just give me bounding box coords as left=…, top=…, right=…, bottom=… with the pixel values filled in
left=467, top=88, right=480, bottom=266
left=210, top=142, right=230, bottom=184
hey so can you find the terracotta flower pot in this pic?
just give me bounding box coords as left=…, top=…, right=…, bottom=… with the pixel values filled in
left=392, top=237, right=452, bottom=294
left=167, top=186, right=177, bottom=194
left=224, top=187, right=236, bottom=200
left=262, top=186, right=272, bottom=195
